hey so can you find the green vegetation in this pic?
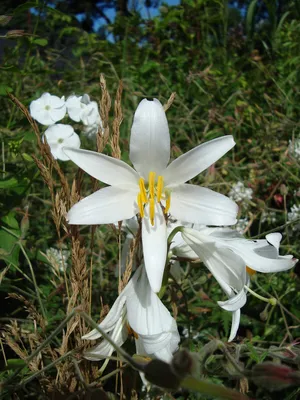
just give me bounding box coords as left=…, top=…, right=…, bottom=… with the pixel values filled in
left=0, top=1, right=299, bottom=399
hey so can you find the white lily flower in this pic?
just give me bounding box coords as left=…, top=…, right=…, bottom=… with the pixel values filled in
left=43, top=124, right=80, bottom=161
left=83, top=267, right=180, bottom=364
left=64, top=98, right=237, bottom=292
left=182, top=227, right=297, bottom=341
left=30, top=93, right=66, bottom=125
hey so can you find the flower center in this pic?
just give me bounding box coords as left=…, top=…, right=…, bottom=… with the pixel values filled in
left=44, top=105, right=51, bottom=111
left=58, top=138, right=64, bottom=144
left=137, top=171, right=171, bottom=226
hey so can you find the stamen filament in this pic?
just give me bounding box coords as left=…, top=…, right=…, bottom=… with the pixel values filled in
left=157, top=176, right=164, bottom=202
left=148, top=171, right=156, bottom=199
left=165, top=193, right=171, bottom=214
left=137, top=193, right=144, bottom=218
left=149, top=198, right=155, bottom=226
left=138, top=178, right=148, bottom=204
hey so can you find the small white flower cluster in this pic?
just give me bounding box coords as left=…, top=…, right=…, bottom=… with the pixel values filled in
left=288, top=137, right=300, bottom=161
left=288, top=204, right=300, bottom=231
left=261, top=210, right=277, bottom=225
left=46, top=247, right=70, bottom=272
left=229, top=181, right=253, bottom=203
left=235, top=217, right=249, bottom=234
left=29, top=92, right=103, bottom=161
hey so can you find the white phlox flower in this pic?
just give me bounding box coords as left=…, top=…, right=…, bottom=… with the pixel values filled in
left=288, top=137, right=300, bottom=161
left=182, top=227, right=297, bottom=341
left=82, top=267, right=180, bottom=364
left=46, top=247, right=70, bottom=272
left=66, top=94, right=102, bottom=129
left=43, top=124, right=81, bottom=161
left=229, top=181, right=253, bottom=203
left=30, top=92, right=66, bottom=125
left=288, top=204, right=300, bottom=231
left=235, top=217, right=249, bottom=234
left=63, top=99, right=238, bottom=293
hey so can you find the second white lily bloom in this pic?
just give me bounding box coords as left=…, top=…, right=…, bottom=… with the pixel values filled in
left=181, top=227, right=297, bottom=341
left=64, top=99, right=238, bottom=293
left=82, top=267, right=180, bottom=363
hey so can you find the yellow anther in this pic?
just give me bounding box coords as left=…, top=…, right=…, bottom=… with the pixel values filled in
left=149, top=198, right=155, bottom=226
left=138, top=178, right=148, bottom=204
left=165, top=193, right=171, bottom=214
left=148, top=171, right=156, bottom=199
left=246, top=266, right=256, bottom=276
left=137, top=193, right=144, bottom=218
left=157, top=175, right=164, bottom=202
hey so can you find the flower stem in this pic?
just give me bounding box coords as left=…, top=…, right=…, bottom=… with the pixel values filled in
left=245, top=285, right=277, bottom=306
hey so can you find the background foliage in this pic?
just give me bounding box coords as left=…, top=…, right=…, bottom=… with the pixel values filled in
left=0, top=0, right=299, bottom=399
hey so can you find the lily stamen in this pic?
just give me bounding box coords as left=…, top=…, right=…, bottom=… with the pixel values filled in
left=138, top=178, right=148, bottom=204
left=148, top=171, right=156, bottom=199
left=165, top=193, right=171, bottom=214
left=137, top=193, right=144, bottom=218
left=157, top=175, right=163, bottom=202
left=136, top=171, right=171, bottom=224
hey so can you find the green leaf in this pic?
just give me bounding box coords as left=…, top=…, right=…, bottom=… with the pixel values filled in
left=32, top=38, right=48, bottom=47
left=22, top=153, right=34, bottom=162
left=246, top=0, right=258, bottom=38
left=2, top=212, right=19, bottom=230
left=13, top=1, right=38, bottom=15
left=4, top=359, right=27, bottom=370
left=23, top=131, right=36, bottom=142
left=0, top=177, right=18, bottom=189
left=0, top=85, right=13, bottom=96
left=0, top=227, right=20, bottom=265
left=181, top=376, right=249, bottom=399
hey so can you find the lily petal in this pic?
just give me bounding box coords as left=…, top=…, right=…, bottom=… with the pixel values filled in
left=130, top=99, right=170, bottom=178
left=126, top=268, right=173, bottom=336
left=142, top=204, right=167, bottom=292
left=218, top=289, right=247, bottom=312
left=84, top=317, right=128, bottom=360
left=68, top=186, right=137, bottom=225
left=170, top=184, right=238, bottom=226
left=216, top=238, right=297, bottom=273
left=63, top=147, right=139, bottom=189
left=182, top=229, right=247, bottom=293
left=82, top=268, right=141, bottom=340
left=164, top=136, right=235, bottom=186
left=228, top=309, right=240, bottom=342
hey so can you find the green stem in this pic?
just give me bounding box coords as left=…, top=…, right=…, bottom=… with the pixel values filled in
left=18, top=241, right=47, bottom=320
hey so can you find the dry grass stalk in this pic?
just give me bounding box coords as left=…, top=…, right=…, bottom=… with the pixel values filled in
left=163, top=92, right=176, bottom=112
left=111, top=80, right=123, bottom=159
left=8, top=93, right=41, bottom=147
left=97, top=74, right=111, bottom=152
left=121, top=229, right=141, bottom=290
left=8, top=95, right=92, bottom=391
left=8, top=293, right=46, bottom=331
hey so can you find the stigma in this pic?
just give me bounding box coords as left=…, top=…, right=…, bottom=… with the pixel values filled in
left=137, top=171, right=171, bottom=226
